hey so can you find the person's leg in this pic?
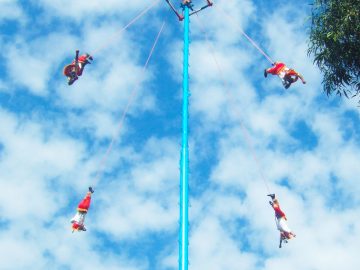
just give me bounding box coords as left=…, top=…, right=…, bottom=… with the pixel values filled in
left=283, top=75, right=295, bottom=89
left=285, top=74, right=295, bottom=82
left=278, top=218, right=292, bottom=235
left=278, top=71, right=288, bottom=87
left=288, top=69, right=306, bottom=84
left=275, top=218, right=282, bottom=231
left=71, top=211, right=86, bottom=223
left=71, top=212, right=80, bottom=223
left=282, top=79, right=291, bottom=88
left=77, top=62, right=84, bottom=76
left=71, top=71, right=77, bottom=79
left=68, top=70, right=78, bottom=85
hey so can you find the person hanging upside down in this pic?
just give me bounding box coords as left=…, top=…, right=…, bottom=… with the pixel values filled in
left=264, top=62, right=306, bottom=89
left=63, top=50, right=93, bottom=85
left=268, top=194, right=296, bottom=248
left=182, top=0, right=192, bottom=5
left=71, top=187, right=94, bottom=232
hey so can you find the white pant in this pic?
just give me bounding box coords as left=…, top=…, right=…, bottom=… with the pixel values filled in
left=71, top=212, right=86, bottom=225
left=276, top=217, right=292, bottom=233
left=277, top=67, right=290, bottom=80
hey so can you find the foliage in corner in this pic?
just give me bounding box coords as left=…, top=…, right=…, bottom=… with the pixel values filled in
left=308, top=0, right=360, bottom=99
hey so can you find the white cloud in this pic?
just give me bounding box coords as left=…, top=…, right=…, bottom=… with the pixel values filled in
left=0, top=79, right=8, bottom=92
left=0, top=109, right=88, bottom=219
left=0, top=107, right=180, bottom=268
left=0, top=0, right=24, bottom=22
left=1, top=0, right=360, bottom=269
left=171, top=2, right=360, bottom=270
left=4, top=33, right=77, bottom=96
left=190, top=216, right=257, bottom=270
left=33, top=0, right=160, bottom=21
left=94, top=137, right=179, bottom=240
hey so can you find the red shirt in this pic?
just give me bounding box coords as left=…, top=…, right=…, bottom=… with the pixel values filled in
left=72, top=55, right=89, bottom=65
left=69, top=55, right=89, bottom=76
left=267, top=62, right=286, bottom=75
left=273, top=204, right=286, bottom=219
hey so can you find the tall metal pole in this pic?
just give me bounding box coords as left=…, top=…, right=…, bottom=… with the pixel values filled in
left=179, top=4, right=190, bottom=270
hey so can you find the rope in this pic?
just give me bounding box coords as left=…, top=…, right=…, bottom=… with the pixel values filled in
left=214, top=4, right=274, bottom=64
left=92, top=0, right=161, bottom=54
left=92, top=21, right=166, bottom=185
left=195, top=14, right=271, bottom=194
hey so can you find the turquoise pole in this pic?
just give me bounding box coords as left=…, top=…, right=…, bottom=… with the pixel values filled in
left=179, top=5, right=190, bottom=270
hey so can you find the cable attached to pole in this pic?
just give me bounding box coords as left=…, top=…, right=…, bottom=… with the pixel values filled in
left=214, top=4, right=274, bottom=64
left=92, top=21, right=166, bottom=186
left=92, top=0, right=161, bottom=54
left=194, top=13, right=272, bottom=194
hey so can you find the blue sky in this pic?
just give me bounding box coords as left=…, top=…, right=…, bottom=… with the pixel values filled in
left=1, top=0, right=360, bottom=269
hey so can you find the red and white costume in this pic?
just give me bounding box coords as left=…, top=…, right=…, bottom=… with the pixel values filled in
left=266, top=62, right=306, bottom=88
left=272, top=203, right=293, bottom=237
left=267, top=62, right=289, bottom=81
left=71, top=191, right=92, bottom=232
left=71, top=55, right=89, bottom=76
left=63, top=52, right=92, bottom=85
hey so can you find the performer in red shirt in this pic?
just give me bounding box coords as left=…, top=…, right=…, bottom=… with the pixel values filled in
left=71, top=187, right=94, bottom=232
left=63, top=50, right=93, bottom=85
left=268, top=194, right=296, bottom=248
left=264, top=62, right=306, bottom=89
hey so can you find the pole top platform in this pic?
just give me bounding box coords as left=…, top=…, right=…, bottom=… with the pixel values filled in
left=165, top=0, right=213, bottom=21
